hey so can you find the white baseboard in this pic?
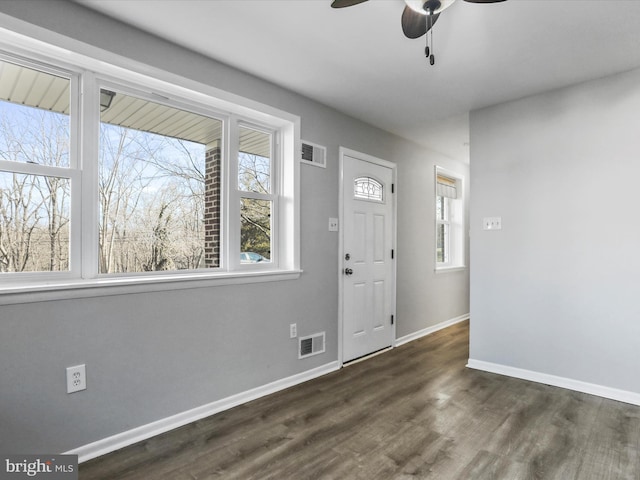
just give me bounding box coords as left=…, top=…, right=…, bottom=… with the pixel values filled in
left=395, top=313, right=469, bottom=347
left=65, top=360, right=341, bottom=463
left=467, top=359, right=640, bottom=406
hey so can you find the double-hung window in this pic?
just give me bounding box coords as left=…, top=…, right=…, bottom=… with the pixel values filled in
left=0, top=41, right=299, bottom=294
left=436, top=192, right=451, bottom=264
left=0, top=58, right=78, bottom=277
left=236, top=125, right=275, bottom=266
left=435, top=167, right=464, bottom=270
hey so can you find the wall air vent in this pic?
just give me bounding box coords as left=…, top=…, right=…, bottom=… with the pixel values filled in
left=301, top=140, right=327, bottom=168
left=299, top=332, right=326, bottom=359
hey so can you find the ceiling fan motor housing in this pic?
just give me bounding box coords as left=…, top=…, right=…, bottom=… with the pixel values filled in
left=424, top=0, right=442, bottom=13
left=405, top=0, right=456, bottom=15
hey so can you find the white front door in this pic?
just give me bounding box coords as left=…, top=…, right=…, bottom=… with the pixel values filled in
left=341, top=150, right=395, bottom=363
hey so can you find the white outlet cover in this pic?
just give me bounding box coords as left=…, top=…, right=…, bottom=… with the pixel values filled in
left=328, top=218, right=338, bottom=232
left=66, top=364, right=86, bottom=393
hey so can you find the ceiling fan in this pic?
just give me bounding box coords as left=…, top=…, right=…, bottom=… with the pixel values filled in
left=331, top=0, right=507, bottom=65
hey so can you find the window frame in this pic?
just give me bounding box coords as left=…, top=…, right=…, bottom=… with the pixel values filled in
left=434, top=166, right=465, bottom=273
left=231, top=121, right=279, bottom=272
left=0, top=52, right=82, bottom=282
left=0, top=29, right=300, bottom=302
left=92, top=78, right=230, bottom=278
left=436, top=195, right=451, bottom=266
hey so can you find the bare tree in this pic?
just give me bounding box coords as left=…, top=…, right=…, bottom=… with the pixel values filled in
left=0, top=105, right=70, bottom=272
left=142, top=202, right=174, bottom=271
left=239, top=152, right=271, bottom=259
left=98, top=126, right=209, bottom=273
left=138, top=137, right=206, bottom=269
left=238, top=152, right=270, bottom=194
left=99, top=125, right=153, bottom=273
left=0, top=173, right=43, bottom=271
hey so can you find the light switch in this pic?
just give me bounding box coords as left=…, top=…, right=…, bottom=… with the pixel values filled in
left=328, top=218, right=339, bottom=232
left=483, top=217, right=502, bottom=230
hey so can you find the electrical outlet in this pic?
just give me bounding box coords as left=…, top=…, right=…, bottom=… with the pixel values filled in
left=290, top=323, right=297, bottom=338
left=328, top=218, right=338, bottom=232
left=66, top=364, right=86, bottom=394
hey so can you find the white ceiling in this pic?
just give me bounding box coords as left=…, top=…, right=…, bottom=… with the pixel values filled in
left=77, top=0, right=640, bottom=160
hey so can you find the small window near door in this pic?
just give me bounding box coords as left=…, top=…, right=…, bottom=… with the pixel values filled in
left=435, top=167, right=464, bottom=271
left=354, top=176, right=383, bottom=202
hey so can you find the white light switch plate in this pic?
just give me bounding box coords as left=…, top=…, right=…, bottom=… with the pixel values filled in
left=328, top=218, right=338, bottom=232
left=483, top=217, right=502, bottom=230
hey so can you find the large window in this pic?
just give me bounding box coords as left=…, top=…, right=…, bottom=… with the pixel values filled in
left=0, top=47, right=298, bottom=292
left=435, top=167, right=464, bottom=270
left=98, top=89, right=222, bottom=274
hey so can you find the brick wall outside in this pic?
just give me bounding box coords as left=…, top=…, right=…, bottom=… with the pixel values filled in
left=204, top=144, right=220, bottom=267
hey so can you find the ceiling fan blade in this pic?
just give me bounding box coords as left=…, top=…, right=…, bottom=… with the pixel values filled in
left=462, top=0, right=508, bottom=3
left=331, top=0, right=368, bottom=7
left=401, top=6, right=439, bottom=39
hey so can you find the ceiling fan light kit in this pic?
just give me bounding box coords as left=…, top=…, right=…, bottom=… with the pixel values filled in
left=331, top=0, right=507, bottom=65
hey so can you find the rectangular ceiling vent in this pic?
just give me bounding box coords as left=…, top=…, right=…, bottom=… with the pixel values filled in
left=301, top=140, right=326, bottom=168
left=299, top=332, right=326, bottom=359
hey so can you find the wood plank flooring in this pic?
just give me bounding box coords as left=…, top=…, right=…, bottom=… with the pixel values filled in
left=80, top=321, right=640, bottom=479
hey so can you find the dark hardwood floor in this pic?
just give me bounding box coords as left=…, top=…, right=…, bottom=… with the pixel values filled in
left=80, top=321, right=640, bottom=479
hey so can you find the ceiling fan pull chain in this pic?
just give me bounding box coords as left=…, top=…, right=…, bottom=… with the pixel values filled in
left=429, top=14, right=435, bottom=65
left=425, top=35, right=430, bottom=58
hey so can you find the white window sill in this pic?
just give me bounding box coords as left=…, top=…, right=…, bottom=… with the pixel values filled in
left=435, top=265, right=467, bottom=274
left=0, top=269, right=303, bottom=305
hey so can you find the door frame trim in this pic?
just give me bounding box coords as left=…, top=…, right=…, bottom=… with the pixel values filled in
left=338, top=147, right=397, bottom=366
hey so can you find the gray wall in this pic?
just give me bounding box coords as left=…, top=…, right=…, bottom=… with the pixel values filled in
left=0, top=0, right=469, bottom=453
left=395, top=146, right=470, bottom=338
left=469, top=66, right=640, bottom=394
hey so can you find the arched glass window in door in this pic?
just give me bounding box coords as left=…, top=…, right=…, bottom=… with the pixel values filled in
left=354, top=176, right=383, bottom=202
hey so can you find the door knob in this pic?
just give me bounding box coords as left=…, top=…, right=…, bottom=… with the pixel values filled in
left=344, top=268, right=353, bottom=276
